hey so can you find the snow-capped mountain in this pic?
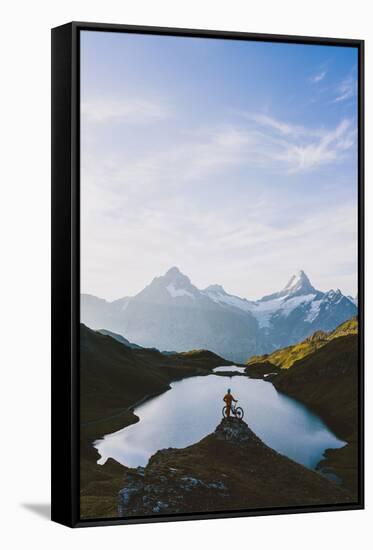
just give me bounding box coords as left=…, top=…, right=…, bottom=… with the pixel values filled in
left=81, top=267, right=262, bottom=362
left=81, top=267, right=357, bottom=362
left=247, top=271, right=356, bottom=350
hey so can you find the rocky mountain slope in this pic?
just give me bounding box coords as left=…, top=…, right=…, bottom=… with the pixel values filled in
left=81, top=267, right=357, bottom=362
left=81, top=418, right=350, bottom=520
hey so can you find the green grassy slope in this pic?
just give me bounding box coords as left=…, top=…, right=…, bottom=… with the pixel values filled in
left=246, top=316, right=357, bottom=371
left=273, top=334, right=358, bottom=439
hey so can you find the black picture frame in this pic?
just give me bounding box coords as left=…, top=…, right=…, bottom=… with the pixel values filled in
left=51, top=21, right=365, bottom=528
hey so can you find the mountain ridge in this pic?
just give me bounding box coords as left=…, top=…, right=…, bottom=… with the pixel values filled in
left=81, top=267, right=357, bottom=362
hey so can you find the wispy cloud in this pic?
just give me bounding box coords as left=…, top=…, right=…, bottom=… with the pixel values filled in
left=80, top=33, right=358, bottom=301
left=85, top=112, right=356, bottom=204
left=97, top=125, right=254, bottom=196
left=273, top=119, right=355, bottom=172
left=81, top=97, right=169, bottom=123
left=241, top=112, right=307, bottom=137
left=310, top=70, right=327, bottom=83
left=239, top=112, right=355, bottom=173
left=81, top=163, right=357, bottom=300
left=334, top=74, right=357, bottom=103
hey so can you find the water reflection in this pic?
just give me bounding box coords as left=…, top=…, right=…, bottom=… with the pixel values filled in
left=95, top=374, right=345, bottom=470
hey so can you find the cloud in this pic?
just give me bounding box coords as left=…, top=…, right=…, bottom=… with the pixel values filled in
left=239, top=112, right=355, bottom=173
left=80, top=112, right=357, bottom=301
left=273, top=119, right=355, bottom=172
left=310, top=70, right=326, bottom=83
left=81, top=165, right=358, bottom=301
left=82, top=111, right=356, bottom=215
left=334, top=74, right=357, bottom=103
left=241, top=112, right=307, bottom=137
left=81, top=97, right=169, bottom=123
left=96, top=125, right=254, bottom=197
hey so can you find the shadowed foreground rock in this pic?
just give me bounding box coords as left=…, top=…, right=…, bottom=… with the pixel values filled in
left=117, top=418, right=350, bottom=517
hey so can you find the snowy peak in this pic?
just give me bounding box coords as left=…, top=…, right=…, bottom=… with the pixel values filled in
left=325, top=288, right=342, bottom=299
left=166, top=282, right=196, bottom=300
left=81, top=266, right=358, bottom=362
left=203, top=284, right=254, bottom=313
left=260, top=270, right=317, bottom=302
left=323, top=288, right=344, bottom=305
left=283, top=270, right=316, bottom=296
left=165, top=266, right=182, bottom=277
left=134, top=266, right=199, bottom=303
left=204, top=284, right=227, bottom=294
left=151, top=266, right=194, bottom=290
left=163, top=266, right=191, bottom=284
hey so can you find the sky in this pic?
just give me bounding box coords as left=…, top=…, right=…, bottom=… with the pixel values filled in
left=80, top=30, right=358, bottom=301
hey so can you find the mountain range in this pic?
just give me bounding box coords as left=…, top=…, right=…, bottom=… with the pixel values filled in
left=81, top=267, right=357, bottom=362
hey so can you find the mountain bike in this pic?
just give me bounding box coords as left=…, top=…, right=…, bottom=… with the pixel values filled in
left=222, top=401, right=244, bottom=420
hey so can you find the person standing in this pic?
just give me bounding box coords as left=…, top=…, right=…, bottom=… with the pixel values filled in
left=223, top=388, right=237, bottom=418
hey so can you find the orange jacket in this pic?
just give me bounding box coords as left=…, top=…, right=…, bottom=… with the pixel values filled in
left=223, top=393, right=236, bottom=406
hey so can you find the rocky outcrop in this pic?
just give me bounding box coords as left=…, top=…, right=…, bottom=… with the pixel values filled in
left=117, top=418, right=350, bottom=518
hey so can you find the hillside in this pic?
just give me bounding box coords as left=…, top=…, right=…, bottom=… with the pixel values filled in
left=272, top=334, right=358, bottom=438
left=81, top=323, right=232, bottom=428
left=246, top=316, right=357, bottom=370
left=81, top=418, right=350, bottom=520
left=245, top=318, right=359, bottom=498
left=272, top=332, right=359, bottom=498
left=98, top=329, right=143, bottom=349
left=80, top=324, right=232, bottom=509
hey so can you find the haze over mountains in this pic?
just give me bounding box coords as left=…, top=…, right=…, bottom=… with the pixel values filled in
left=81, top=267, right=357, bottom=362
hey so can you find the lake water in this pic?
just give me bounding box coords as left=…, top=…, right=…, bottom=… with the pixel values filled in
left=213, top=365, right=247, bottom=373
left=94, top=371, right=345, bottom=471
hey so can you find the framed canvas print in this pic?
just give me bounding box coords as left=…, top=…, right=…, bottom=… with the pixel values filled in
left=51, top=22, right=364, bottom=527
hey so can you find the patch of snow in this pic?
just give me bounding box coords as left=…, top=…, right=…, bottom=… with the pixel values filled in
left=281, top=294, right=316, bottom=315
left=305, top=299, right=322, bottom=323
left=205, top=287, right=318, bottom=329
left=249, top=294, right=316, bottom=328
left=166, top=282, right=195, bottom=300
left=325, top=289, right=343, bottom=304
left=203, top=289, right=253, bottom=312
left=284, top=271, right=305, bottom=291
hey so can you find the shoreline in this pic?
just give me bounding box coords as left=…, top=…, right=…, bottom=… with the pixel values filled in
left=80, top=367, right=355, bottom=519
left=90, top=369, right=346, bottom=477
left=79, top=324, right=358, bottom=519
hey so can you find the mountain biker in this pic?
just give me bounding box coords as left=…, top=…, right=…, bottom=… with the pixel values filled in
left=223, top=388, right=237, bottom=418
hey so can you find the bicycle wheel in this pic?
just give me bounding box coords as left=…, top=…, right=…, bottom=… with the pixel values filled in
left=235, top=407, right=244, bottom=420
left=222, top=406, right=228, bottom=418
